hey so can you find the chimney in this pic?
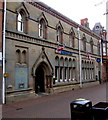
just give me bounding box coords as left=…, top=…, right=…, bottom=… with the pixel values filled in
left=80, top=18, right=89, bottom=28
left=102, top=30, right=107, bottom=39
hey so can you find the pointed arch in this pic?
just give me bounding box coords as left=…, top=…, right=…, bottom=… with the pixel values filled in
left=38, top=12, right=48, bottom=25
left=16, top=49, right=21, bottom=63
left=16, top=3, right=29, bottom=33
left=38, top=12, right=48, bottom=39
left=97, top=41, right=101, bottom=55
left=32, top=48, right=53, bottom=77
left=16, top=2, right=30, bottom=17
left=90, top=38, right=93, bottom=53
left=82, top=34, right=86, bottom=51
left=56, top=21, right=64, bottom=44
left=69, top=27, right=75, bottom=48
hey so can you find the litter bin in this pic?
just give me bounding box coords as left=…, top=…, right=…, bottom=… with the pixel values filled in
left=70, top=98, right=93, bottom=120
left=92, top=102, right=108, bottom=120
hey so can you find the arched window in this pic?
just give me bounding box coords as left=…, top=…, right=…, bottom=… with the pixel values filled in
left=16, top=49, right=21, bottom=63
left=82, top=34, right=86, bottom=51
left=57, top=26, right=63, bottom=44
left=98, top=42, right=100, bottom=55
left=22, top=50, right=27, bottom=64
left=90, top=39, right=93, bottom=53
left=72, top=59, right=76, bottom=81
left=56, top=22, right=63, bottom=44
left=18, top=13, right=23, bottom=32
left=60, top=57, right=64, bottom=81
left=102, top=42, right=107, bottom=56
left=55, top=56, right=59, bottom=83
left=17, top=10, right=26, bottom=32
left=69, top=31, right=75, bottom=48
left=39, top=18, right=47, bottom=39
left=64, top=58, right=68, bottom=81
left=69, top=58, right=72, bottom=81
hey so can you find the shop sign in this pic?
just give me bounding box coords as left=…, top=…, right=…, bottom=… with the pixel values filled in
left=61, top=50, right=73, bottom=56
left=55, top=50, right=73, bottom=56
left=96, top=58, right=101, bottom=62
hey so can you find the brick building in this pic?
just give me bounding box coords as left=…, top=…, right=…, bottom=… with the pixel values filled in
left=2, top=1, right=104, bottom=103
left=93, top=22, right=107, bottom=82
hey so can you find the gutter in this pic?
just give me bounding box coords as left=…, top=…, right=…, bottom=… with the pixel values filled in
left=2, top=0, right=6, bottom=104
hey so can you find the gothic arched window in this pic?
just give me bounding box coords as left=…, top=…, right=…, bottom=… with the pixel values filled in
left=16, top=49, right=21, bottom=63
left=17, top=10, right=27, bottom=33
left=39, top=18, right=47, bottom=39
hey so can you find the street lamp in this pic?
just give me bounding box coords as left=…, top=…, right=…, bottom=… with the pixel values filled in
left=99, top=39, right=103, bottom=83
left=77, top=27, right=82, bottom=88
left=2, top=0, right=6, bottom=104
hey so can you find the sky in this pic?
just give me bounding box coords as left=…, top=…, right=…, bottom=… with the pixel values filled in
left=40, top=0, right=106, bottom=30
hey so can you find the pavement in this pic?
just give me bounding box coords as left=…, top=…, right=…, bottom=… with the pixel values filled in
left=2, top=82, right=108, bottom=119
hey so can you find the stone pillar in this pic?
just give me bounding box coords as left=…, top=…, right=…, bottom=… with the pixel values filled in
left=46, top=75, right=53, bottom=93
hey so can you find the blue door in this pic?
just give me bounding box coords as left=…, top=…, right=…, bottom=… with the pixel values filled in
left=15, top=67, right=28, bottom=90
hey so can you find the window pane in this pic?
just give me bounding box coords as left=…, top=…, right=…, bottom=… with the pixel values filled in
left=18, top=22, right=21, bottom=31
left=17, top=13, right=23, bottom=32
left=18, top=14, right=22, bottom=21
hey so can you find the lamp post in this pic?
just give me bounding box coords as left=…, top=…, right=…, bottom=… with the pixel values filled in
left=2, top=0, right=6, bottom=104
left=99, top=38, right=103, bottom=84
left=77, top=27, right=82, bottom=88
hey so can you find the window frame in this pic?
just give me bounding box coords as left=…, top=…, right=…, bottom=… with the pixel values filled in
left=38, top=18, right=47, bottom=39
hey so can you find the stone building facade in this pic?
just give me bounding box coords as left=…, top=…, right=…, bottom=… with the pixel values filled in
left=5, top=1, right=102, bottom=102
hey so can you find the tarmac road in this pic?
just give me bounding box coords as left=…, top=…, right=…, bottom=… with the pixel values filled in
left=2, top=82, right=108, bottom=119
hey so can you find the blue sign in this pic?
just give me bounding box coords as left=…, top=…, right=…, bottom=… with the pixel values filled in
left=15, top=67, right=28, bottom=90
left=61, top=50, right=73, bottom=56
left=96, top=58, right=101, bottom=62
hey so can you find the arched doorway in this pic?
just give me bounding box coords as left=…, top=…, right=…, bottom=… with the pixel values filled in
left=35, top=64, right=45, bottom=94
left=32, top=48, right=54, bottom=94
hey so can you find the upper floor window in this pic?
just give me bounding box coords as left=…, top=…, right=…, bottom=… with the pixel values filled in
left=57, top=26, right=63, bottom=43
left=98, top=42, right=101, bottom=55
left=102, top=42, right=107, bottom=56
left=69, top=32, right=75, bottom=48
left=82, top=35, right=86, bottom=51
left=17, top=10, right=27, bottom=33
left=90, top=39, right=93, bottom=53
left=18, top=13, right=23, bottom=32
left=39, top=19, right=47, bottom=39
left=56, top=22, right=63, bottom=44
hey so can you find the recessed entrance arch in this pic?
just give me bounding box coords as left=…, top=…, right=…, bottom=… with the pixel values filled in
left=32, top=48, right=54, bottom=94
left=34, top=61, right=53, bottom=94
left=35, top=64, right=45, bottom=93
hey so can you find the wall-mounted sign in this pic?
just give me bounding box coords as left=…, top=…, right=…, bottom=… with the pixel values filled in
left=61, top=50, right=73, bottom=56
left=55, top=50, right=73, bottom=56
left=96, top=58, right=101, bottom=62
left=4, top=73, right=9, bottom=78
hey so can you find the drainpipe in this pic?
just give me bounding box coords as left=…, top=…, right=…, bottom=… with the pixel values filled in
left=77, top=27, right=82, bottom=88
left=100, top=38, right=103, bottom=83
left=2, top=0, right=6, bottom=104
